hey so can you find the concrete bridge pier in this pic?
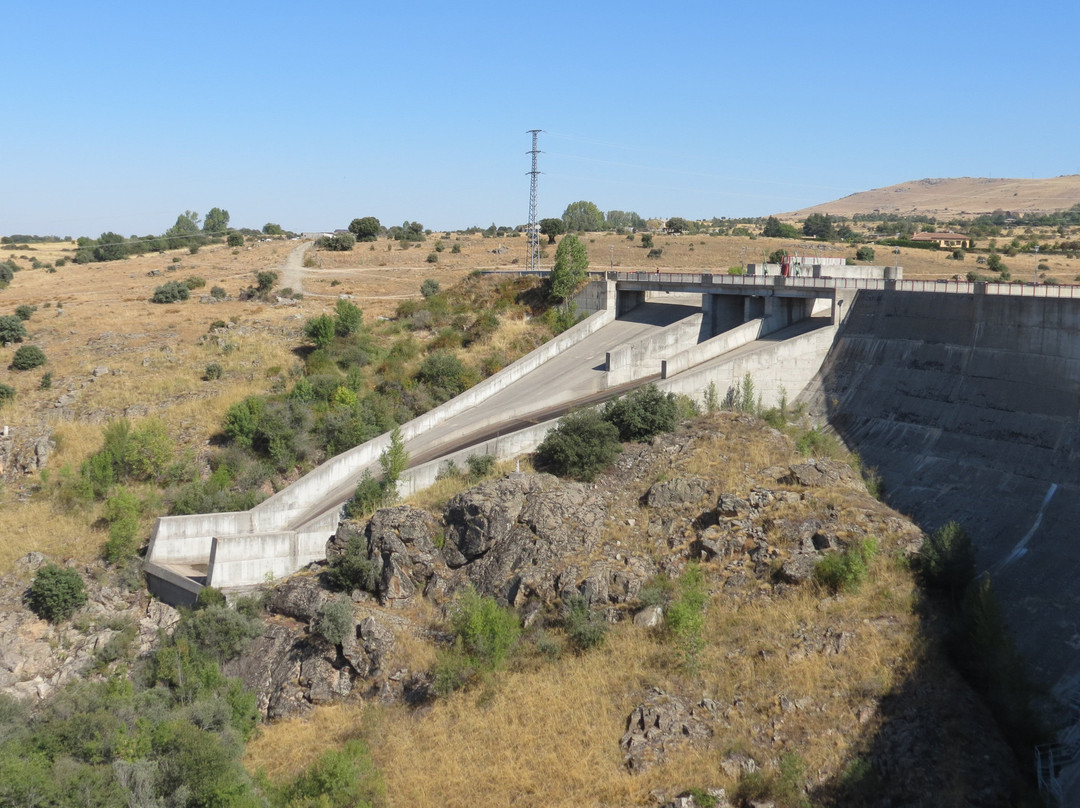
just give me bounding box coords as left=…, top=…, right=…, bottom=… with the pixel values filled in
left=702, top=292, right=816, bottom=338
left=616, top=288, right=646, bottom=316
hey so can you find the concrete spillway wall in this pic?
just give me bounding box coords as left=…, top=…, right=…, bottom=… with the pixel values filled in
left=799, top=290, right=1080, bottom=687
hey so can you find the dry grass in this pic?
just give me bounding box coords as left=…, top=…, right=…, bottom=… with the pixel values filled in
left=247, top=562, right=921, bottom=808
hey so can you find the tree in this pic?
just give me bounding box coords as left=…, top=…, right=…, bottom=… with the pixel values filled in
left=254, top=270, right=277, bottom=295
left=803, top=213, right=836, bottom=240
left=855, top=246, right=875, bottom=262
left=603, top=384, right=679, bottom=442
left=203, top=207, right=230, bottom=235
left=27, top=563, right=87, bottom=622
left=165, top=211, right=202, bottom=250
left=666, top=217, right=690, bottom=234
left=304, top=314, right=336, bottom=348
left=535, top=409, right=622, bottom=482
left=262, top=223, right=284, bottom=236
left=605, top=210, right=646, bottom=230
left=0, top=315, right=27, bottom=345
left=420, top=278, right=440, bottom=298
left=11, top=345, right=46, bottom=370
left=640, top=233, right=654, bottom=249
left=334, top=298, right=363, bottom=336
left=768, top=248, right=787, bottom=264
left=539, top=217, right=565, bottom=244
left=762, top=216, right=783, bottom=237
left=348, top=216, right=381, bottom=242
left=549, top=234, right=589, bottom=303
left=562, top=200, right=604, bottom=232
left=92, top=232, right=127, bottom=262
left=226, top=232, right=244, bottom=247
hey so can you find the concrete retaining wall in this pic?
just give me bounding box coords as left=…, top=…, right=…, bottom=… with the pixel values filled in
left=662, top=319, right=764, bottom=378
left=246, top=303, right=616, bottom=526
left=661, top=324, right=838, bottom=410
left=605, top=312, right=705, bottom=386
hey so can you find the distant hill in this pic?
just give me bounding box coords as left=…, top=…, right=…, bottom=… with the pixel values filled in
left=782, top=175, right=1080, bottom=219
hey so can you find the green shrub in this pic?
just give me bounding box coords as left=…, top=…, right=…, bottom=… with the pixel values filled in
left=563, top=594, right=607, bottom=652
left=10, top=345, right=46, bottom=370
left=450, top=587, right=520, bottom=669
left=204, top=362, right=224, bottom=381
left=647, top=247, right=663, bottom=259
left=855, top=246, right=875, bottom=262
left=151, top=280, right=190, bottom=303
left=640, top=233, right=654, bottom=248
left=918, top=521, right=975, bottom=601
left=603, top=383, right=679, bottom=442
left=334, top=298, right=363, bottom=336
left=426, top=252, right=438, bottom=264
left=313, top=596, right=355, bottom=646
left=327, top=530, right=379, bottom=593
left=666, top=562, right=708, bottom=670
left=794, top=425, right=842, bottom=457
left=536, top=409, right=622, bottom=482
left=188, top=244, right=200, bottom=255
left=417, top=351, right=472, bottom=401
left=210, top=285, right=227, bottom=299
left=226, top=233, right=244, bottom=247
left=318, top=232, right=356, bottom=251
left=275, top=739, right=384, bottom=807
left=102, top=487, right=142, bottom=563
left=180, top=604, right=263, bottom=663
left=814, top=538, right=877, bottom=594
left=0, top=314, right=26, bottom=345
left=38, top=371, right=51, bottom=390
left=0, top=383, right=14, bottom=406
left=14, top=304, right=36, bottom=321
left=420, top=278, right=441, bottom=298
left=466, top=453, right=496, bottom=480
left=451, top=243, right=461, bottom=254
left=735, top=752, right=810, bottom=808
left=184, top=275, right=206, bottom=290
left=195, top=586, right=228, bottom=610
left=304, top=313, right=335, bottom=349
left=27, top=563, right=87, bottom=622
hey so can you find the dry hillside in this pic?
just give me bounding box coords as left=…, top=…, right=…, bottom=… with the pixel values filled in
left=783, top=175, right=1080, bottom=219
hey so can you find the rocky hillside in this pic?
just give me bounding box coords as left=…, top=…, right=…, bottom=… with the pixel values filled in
left=783, top=175, right=1080, bottom=219
left=235, top=413, right=1029, bottom=807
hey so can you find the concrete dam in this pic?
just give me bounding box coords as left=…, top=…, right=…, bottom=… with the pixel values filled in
left=799, top=290, right=1080, bottom=691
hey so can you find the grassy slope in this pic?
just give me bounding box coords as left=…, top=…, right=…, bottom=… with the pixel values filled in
left=244, top=415, right=1022, bottom=806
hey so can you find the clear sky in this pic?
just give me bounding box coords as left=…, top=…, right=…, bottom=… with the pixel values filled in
left=4, top=0, right=1078, bottom=238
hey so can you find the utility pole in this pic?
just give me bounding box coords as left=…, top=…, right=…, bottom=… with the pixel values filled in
left=526, top=130, right=543, bottom=273
left=1034, top=244, right=1040, bottom=285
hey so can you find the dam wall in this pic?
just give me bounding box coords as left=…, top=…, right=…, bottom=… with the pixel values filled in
left=799, top=290, right=1080, bottom=687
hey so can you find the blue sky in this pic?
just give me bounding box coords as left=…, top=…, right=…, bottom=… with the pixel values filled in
left=4, top=0, right=1078, bottom=237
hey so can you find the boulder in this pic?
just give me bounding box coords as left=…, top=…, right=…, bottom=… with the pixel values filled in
left=645, top=477, right=710, bottom=509
left=780, top=459, right=863, bottom=492
left=266, top=575, right=330, bottom=623
left=620, top=688, right=713, bottom=772
left=443, top=474, right=606, bottom=605
left=365, top=506, right=445, bottom=608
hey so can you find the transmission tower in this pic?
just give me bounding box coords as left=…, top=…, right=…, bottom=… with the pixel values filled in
left=526, top=129, right=543, bottom=273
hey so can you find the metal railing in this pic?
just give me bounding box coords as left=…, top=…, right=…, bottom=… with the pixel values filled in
left=612, top=271, right=1080, bottom=298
